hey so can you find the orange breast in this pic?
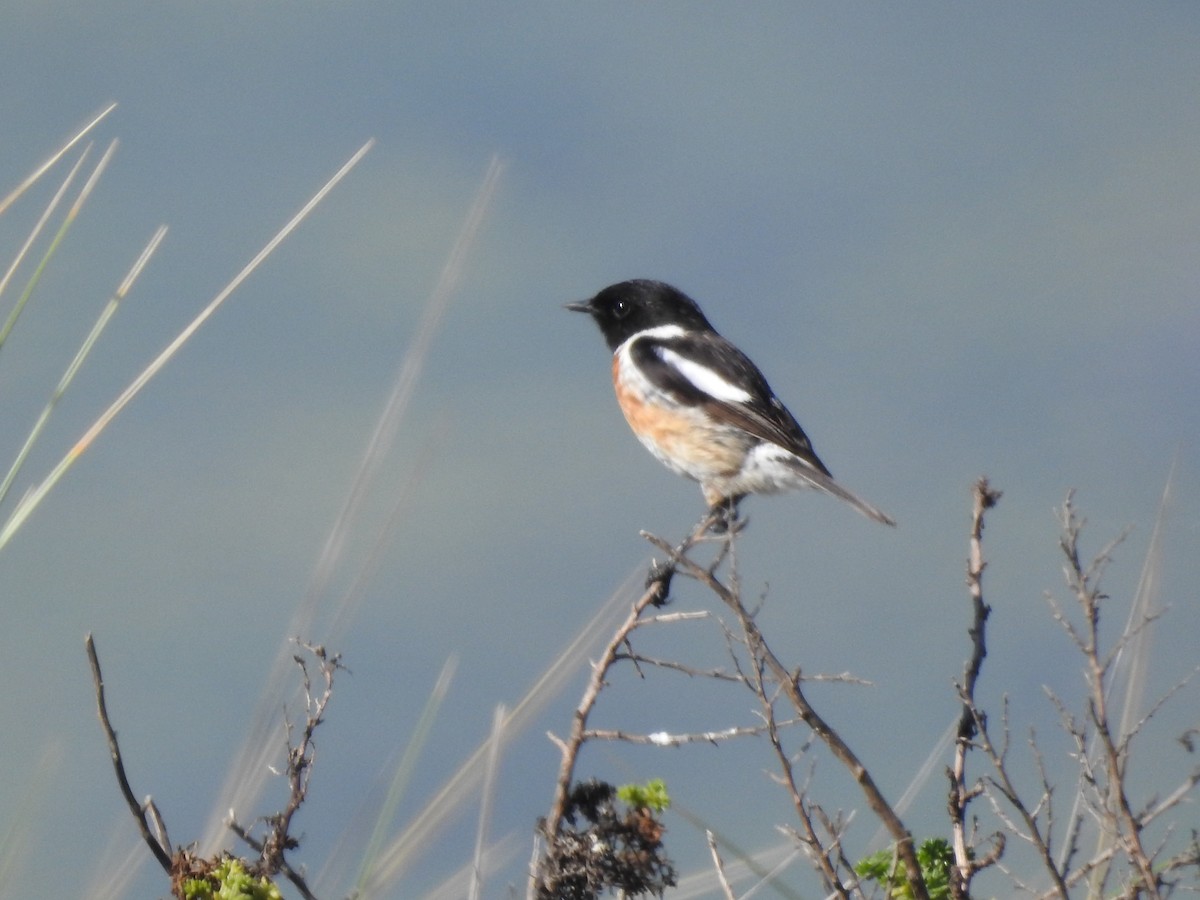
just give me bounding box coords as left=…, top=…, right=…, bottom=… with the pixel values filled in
left=612, top=355, right=746, bottom=481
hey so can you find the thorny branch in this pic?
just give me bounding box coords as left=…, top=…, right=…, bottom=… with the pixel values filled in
left=582, top=722, right=788, bottom=746
left=532, top=510, right=729, bottom=898
left=227, top=818, right=318, bottom=900
left=645, top=529, right=931, bottom=900
left=948, top=478, right=1004, bottom=898
left=958, top=491, right=1199, bottom=899
left=231, top=641, right=342, bottom=899
left=88, top=633, right=337, bottom=900
left=533, top=485, right=1198, bottom=898
left=1057, top=496, right=1162, bottom=898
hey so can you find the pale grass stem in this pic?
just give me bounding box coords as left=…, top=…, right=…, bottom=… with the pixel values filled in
left=200, top=151, right=499, bottom=854
left=0, top=146, right=88, bottom=311
left=468, top=704, right=507, bottom=900
left=1114, top=457, right=1173, bottom=756
left=0, top=102, right=116, bottom=218
left=324, top=420, right=449, bottom=648
left=420, top=835, right=522, bottom=900
left=0, top=739, right=63, bottom=900
left=0, top=140, right=373, bottom=552
left=354, top=569, right=646, bottom=897
left=670, top=843, right=800, bottom=898
left=315, top=155, right=504, bottom=642
left=1076, top=464, right=1174, bottom=892
left=0, top=141, right=118, bottom=348
left=866, top=718, right=957, bottom=853
left=741, top=846, right=808, bottom=900
left=666, top=805, right=805, bottom=900
left=351, top=656, right=459, bottom=894
left=82, top=821, right=153, bottom=900
left=0, top=224, right=168, bottom=510
left=301, top=153, right=505, bottom=623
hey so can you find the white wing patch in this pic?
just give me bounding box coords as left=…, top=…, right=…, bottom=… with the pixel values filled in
left=658, top=347, right=754, bottom=403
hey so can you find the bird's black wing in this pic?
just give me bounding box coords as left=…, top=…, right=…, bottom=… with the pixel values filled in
left=630, top=330, right=833, bottom=477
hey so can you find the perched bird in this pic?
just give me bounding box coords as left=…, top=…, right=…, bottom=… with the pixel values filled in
left=567, top=279, right=894, bottom=526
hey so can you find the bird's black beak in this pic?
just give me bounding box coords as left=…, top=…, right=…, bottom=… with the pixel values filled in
left=564, top=300, right=593, bottom=314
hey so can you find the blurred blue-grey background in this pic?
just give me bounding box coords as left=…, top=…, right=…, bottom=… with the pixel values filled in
left=2, top=4, right=1197, bottom=897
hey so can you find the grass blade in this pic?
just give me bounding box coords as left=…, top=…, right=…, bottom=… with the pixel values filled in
left=0, top=225, right=167, bottom=509
left=0, top=140, right=373, bottom=553
left=1114, top=457, right=1173, bottom=747
left=303, top=153, right=505, bottom=621
left=0, top=102, right=116, bottom=218
left=353, top=657, right=459, bottom=894
left=200, top=152, right=500, bottom=853
left=356, top=569, right=644, bottom=896
left=0, top=740, right=64, bottom=898
left=419, top=834, right=522, bottom=900
left=1080, top=461, right=1175, bottom=890
left=0, top=139, right=116, bottom=348
left=0, top=146, right=88, bottom=314
left=468, top=704, right=507, bottom=900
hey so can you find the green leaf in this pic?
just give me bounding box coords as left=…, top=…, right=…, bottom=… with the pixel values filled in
left=616, top=778, right=671, bottom=812
left=854, top=838, right=956, bottom=900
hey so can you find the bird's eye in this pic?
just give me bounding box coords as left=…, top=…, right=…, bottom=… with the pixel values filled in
left=613, top=299, right=630, bottom=318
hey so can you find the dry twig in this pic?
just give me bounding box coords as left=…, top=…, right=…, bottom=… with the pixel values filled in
left=947, top=478, right=1003, bottom=897
left=707, top=829, right=738, bottom=900
left=85, top=633, right=173, bottom=874
left=531, top=511, right=723, bottom=897
left=645, top=529, right=930, bottom=900
left=229, top=641, right=342, bottom=899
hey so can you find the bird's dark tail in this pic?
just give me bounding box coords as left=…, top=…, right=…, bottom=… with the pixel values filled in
left=787, top=459, right=896, bottom=526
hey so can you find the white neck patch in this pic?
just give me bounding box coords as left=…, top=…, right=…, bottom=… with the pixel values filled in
left=618, top=323, right=687, bottom=347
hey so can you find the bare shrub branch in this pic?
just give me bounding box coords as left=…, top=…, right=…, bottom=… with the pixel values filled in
left=230, top=640, right=342, bottom=898
left=645, top=526, right=930, bottom=900
left=947, top=478, right=1003, bottom=897
left=85, top=633, right=173, bottom=874
left=957, top=490, right=1199, bottom=899
left=88, top=633, right=338, bottom=899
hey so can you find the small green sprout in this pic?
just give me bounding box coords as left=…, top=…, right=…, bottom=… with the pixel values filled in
left=616, top=778, right=671, bottom=813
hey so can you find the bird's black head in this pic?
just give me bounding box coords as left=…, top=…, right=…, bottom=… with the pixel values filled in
left=566, top=279, right=714, bottom=351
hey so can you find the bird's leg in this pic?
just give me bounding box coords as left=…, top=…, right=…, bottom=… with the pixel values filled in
left=645, top=504, right=731, bottom=604
left=645, top=558, right=675, bottom=605
left=707, top=495, right=746, bottom=534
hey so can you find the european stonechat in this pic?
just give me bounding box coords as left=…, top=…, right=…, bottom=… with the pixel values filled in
left=567, top=279, right=894, bottom=526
